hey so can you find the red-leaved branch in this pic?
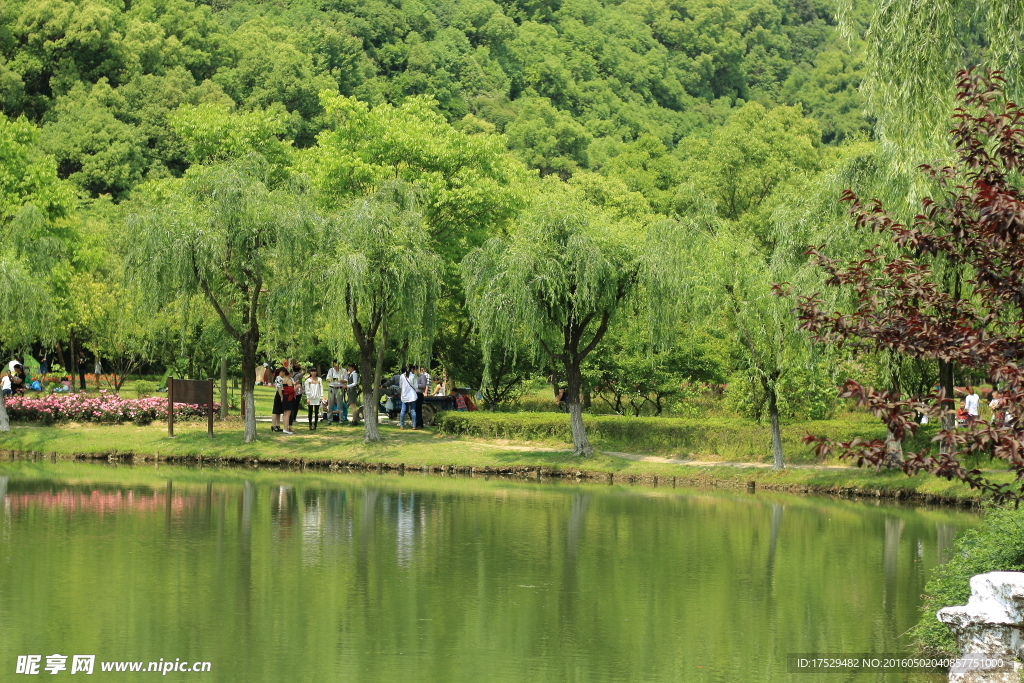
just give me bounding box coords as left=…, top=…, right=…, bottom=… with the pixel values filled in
left=787, top=69, right=1024, bottom=503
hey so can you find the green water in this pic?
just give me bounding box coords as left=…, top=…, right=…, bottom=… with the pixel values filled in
left=0, top=462, right=977, bottom=682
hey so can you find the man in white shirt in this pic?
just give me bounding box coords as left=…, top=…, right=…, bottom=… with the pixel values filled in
left=326, top=361, right=347, bottom=425
left=346, top=363, right=359, bottom=425
left=964, top=386, right=980, bottom=423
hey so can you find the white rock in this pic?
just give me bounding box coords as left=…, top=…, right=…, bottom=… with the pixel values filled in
left=938, top=571, right=1024, bottom=682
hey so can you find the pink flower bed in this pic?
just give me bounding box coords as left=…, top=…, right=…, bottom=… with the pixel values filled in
left=3, top=393, right=218, bottom=425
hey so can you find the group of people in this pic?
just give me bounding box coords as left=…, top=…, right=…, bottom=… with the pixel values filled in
left=267, top=360, right=359, bottom=435
left=388, top=366, right=430, bottom=430
left=261, top=359, right=478, bottom=435
left=954, top=385, right=1015, bottom=427
left=0, top=349, right=96, bottom=395
left=1, top=361, right=28, bottom=397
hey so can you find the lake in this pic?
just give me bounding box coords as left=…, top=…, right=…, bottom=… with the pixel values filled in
left=0, top=461, right=977, bottom=682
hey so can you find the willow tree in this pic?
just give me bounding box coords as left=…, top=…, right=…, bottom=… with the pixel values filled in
left=320, top=184, right=439, bottom=442
left=463, top=187, right=668, bottom=457
left=0, top=114, right=74, bottom=430
left=125, top=159, right=316, bottom=442
left=842, top=0, right=1024, bottom=179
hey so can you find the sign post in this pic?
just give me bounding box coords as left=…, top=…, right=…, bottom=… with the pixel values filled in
left=166, top=376, right=216, bottom=438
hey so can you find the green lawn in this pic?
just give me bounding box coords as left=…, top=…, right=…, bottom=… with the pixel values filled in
left=0, top=420, right=1006, bottom=503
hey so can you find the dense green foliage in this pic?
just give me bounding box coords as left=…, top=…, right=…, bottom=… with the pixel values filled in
left=910, top=506, right=1024, bottom=657
left=0, top=0, right=872, bottom=205
left=0, top=0, right=1006, bottom=453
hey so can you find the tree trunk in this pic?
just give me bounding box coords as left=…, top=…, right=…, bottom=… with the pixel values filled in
left=565, top=360, right=592, bottom=457
left=360, top=348, right=378, bottom=441
left=886, top=354, right=904, bottom=463
left=938, top=358, right=955, bottom=453
left=0, top=393, right=9, bottom=432
left=54, top=343, right=66, bottom=375
left=885, top=426, right=904, bottom=464
left=68, top=337, right=78, bottom=392
left=220, top=358, right=228, bottom=419
left=372, top=325, right=388, bottom=412
left=766, top=382, right=785, bottom=470
left=241, top=341, right=258, bottom=443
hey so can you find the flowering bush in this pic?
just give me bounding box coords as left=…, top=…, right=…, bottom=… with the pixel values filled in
left=3, top=393, right=219, bottom=426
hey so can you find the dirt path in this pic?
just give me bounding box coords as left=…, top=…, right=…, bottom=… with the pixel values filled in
left=464, top=441, right=857, bottom=471
left=599, top=450, right=856, bottom=471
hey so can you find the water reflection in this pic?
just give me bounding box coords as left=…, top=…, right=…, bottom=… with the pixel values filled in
left=766, top=502, right=784, bottom=578
left=397, top=493, right=414, bottom=567
left=0, top=468, right=981, bottom=683
left=937, top=523, right=958, bottom=563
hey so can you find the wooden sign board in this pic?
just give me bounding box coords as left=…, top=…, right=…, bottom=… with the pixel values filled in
left=167, top=377, right=215, bottom=438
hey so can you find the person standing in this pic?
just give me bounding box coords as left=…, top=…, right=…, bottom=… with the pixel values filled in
left=964, top=386, right=980, bottom=423
left=289, top=364, right=304, bottom=429
left=304, top=369, right=324, bottom=431
left=281, top=370, right=297, bottom=435
left=990, top=390, right=1005, bottom=426
left=554, top=384, right=568, bottom=412
left=326, top=361, right=346, bottom=425
left=399, top=367, right=418, bottom=429
left=346, top=363, right=359, bottom=425
left=414, top=365, right=430, bottom=428
left=271, top=368, right=288, bottom=433
left=76, top=350, right=88, bottom=390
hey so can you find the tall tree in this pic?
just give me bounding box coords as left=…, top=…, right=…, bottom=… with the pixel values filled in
left=845, top=0, right=1024, bottom=178
left=319, top=183, right=440, bottom=442
left=0, top=114, right=75, bottom=430
left=125, top=158, right=316, bottom=442
left=463, top=185, right=669, bottom=456
left=681, top=102, right=824, bottom=469
left=794, top=71, right=1024, bottom=502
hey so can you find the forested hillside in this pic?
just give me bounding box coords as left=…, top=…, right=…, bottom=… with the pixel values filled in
left=0, top=0, right=868, bottom=201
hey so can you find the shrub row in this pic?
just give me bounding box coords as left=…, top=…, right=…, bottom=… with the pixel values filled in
left=435, top=411, right=890, bottom=462
left=4, top=393, right=218, bottom=426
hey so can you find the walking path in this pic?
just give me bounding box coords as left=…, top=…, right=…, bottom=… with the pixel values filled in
left=600, top=451, right=856, bottom=471
left=466, top=439, right=857, bottom=471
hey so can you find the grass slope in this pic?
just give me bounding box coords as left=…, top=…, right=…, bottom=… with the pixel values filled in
left=0, top=421, right=1005, bottom=503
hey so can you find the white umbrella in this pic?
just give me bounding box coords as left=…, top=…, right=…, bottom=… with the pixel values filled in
left=7, top=360, right=20, bottom=373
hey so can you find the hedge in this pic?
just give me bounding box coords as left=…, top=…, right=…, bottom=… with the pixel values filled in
left=435, top=411, right=893, bottom=462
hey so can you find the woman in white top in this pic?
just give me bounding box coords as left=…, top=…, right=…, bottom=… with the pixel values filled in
left=399, top=366, right=419, bottom=429
left=303, top=368, right=325, bottom=430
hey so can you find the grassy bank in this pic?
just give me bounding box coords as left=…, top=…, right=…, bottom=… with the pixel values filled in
left=434, top=410, right=921, bottom=462
left=0, top=421, right=1005, bottom=504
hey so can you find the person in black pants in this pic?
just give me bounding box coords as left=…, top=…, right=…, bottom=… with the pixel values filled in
left=77, top=351, right=88, bottom=390
left=414, top=366, right=429, bottom=428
